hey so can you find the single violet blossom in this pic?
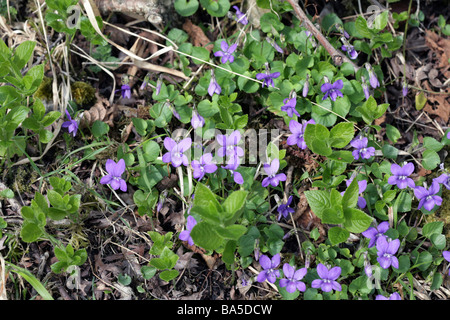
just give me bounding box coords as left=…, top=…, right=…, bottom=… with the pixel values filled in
left=413, top=181, right=443, bottom=211
left=341, top=37, right=358, bottom=59
left=447, top=131, right=450, bottom=139
left=155, top=76, right=163, bottom=96
left=376, top=292, right=401, bottom=300
left=256, top=254, right=281, bottom=284
left=311, top=263, right=342, bottom=293
left=162, top=137, right=192, bottom=168
left=388, top=162, right=416, bottom=189
left=121, top=84, right=131, bottom=99
left=179, top=215, right=197, bottom=246
left=279, top=264, right=307, bottom=293
left=443, top=251, right=450, bottom=275
left=365, top=63, right=380, bottom=89
left=402, top=82, right=408, bottom=97
left=191, top=111, right=205, bottom=129
left=191, top=153, right=217, bottom=180
left=62, top=110, right=78, bottom=137
left=302, top=74, right=310, bottom=97
left=222, top=155, right=244, bottom=185
left=208, top=70, right=221, bottom=97
left=321, top=79, right=344, bottom=101
left=217, top=130, right=244, bottom=158
left=100, top=159, right=127, bottom=192
left=363, top=252, right=373, bottom=278
left=256, top=63, right=280, bottom=88
left=281, top=95, right=300, bottom=118
left=214, top=41, right=237, bottom=64
left=277, top=196, right=295, bottom=220
left=433, top=173, right=450, bottom=190
left=335, top=24, right=350, bottom=39
left=361, top=76, right=370, bottom=100
left=287, top=119, right=315, bottom=149
left=266, top=37, right=284, bottom=54
left=233, top=6, right=248, bottom=25
left=362, top=221, right=389, bottom=248
left=261, top=158, right=287, bottom=188
left=376, top=236, right=400, bottom=269
left=341, top=45, right=358, bottom=59
left=350, top=136, right=375, bottom=160
left=140, top=73, right=150, bottom=90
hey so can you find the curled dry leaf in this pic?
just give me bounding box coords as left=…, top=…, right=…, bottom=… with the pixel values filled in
left=80, top=96, right=119, bottom=128
left=293, top=186, right=326, bottom=243
left=182, top=19, right=214, bottom=52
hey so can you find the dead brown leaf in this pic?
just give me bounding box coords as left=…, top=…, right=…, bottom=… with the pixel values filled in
left=423, top=82, right=450, bottom=124
left=292, top=186, right=326, bottom=243
left=182, top=19, right=214, bottom=52
left=80, top=95, right=119, bottom=128
left=425, top=30, right=450, bottom=69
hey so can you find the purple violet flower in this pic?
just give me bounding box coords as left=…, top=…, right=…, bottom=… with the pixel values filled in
left=162, top=137, right=192, bottom=168
left=179, top=215, right=197, bottom=246
left=350, top=136, right=375, bottom=160
left=335, top=24, right=350, bottom=39
left=447, top=131, right=450, bottom=139
left=256, top=254, right=281, bottom=284
left=363, top=252, right=373, bottom=278
left=261, top=158, right=287, bottom=187
left=287, top=119, right=315, bottom=149
left=191, top=153, right=217, bottom=180
left=341, top=37, right=358, bottom=60
left=100, top=159, right=127, bottom=192
left=256, top=63, right=280, bottom=88
left=121, top=84, right=131, bottom=99
left=302, top=74, right=310, bottom=97
left=140, top=73, right=150, bottom=90
left=208, top=70, right=221, bottom=97
left=311, top=263, right=342, bottom=292
left=402, top=82, right=408, bottom=97
left=443, top=251, right=450, bottom=275
left=62, top=110, right=78, bottom=137
left=222, top=155, right=244, bottom=185
left=433, top=173, right=450, bottom=190
left=376, top=292, right=401, bottom=300
left=216, top=130, right=244, bottom=158
left=281, top=95, right=300, bottom=118
left=214, top=41, right=237, bottom=64
left=362, top=221, right=389, bottom=248
left=191, top=110, right=205, bottom=129
left=376, top=236, right=400, bottom=269
left=413, top=181, right=443, bottom=211
left=266, top=37, right=284, bottom=54
left=155, top=76, right=163, bottom=96
left=321, top=79, right=344, bottom=101
left=277, top=196, right=295, bottom=220
left=365, top=63, right=380, bottom=89
left=279, top=264, right=307, bottom=293
left=388, top=162, right=416, bottom=189
left=233, top=6, right=248, bottom=25
left=361, top=76, right=370, bottom=100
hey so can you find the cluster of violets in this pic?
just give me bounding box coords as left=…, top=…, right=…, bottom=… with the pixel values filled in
left=58, top=9, right=450, bottom=300
left=256, top=253, right=342, bottom=294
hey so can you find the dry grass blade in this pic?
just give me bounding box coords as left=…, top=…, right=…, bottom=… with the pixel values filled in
left=81, top=0, right=188, bottom=80
left=0, top=254, right=7, bottom=300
